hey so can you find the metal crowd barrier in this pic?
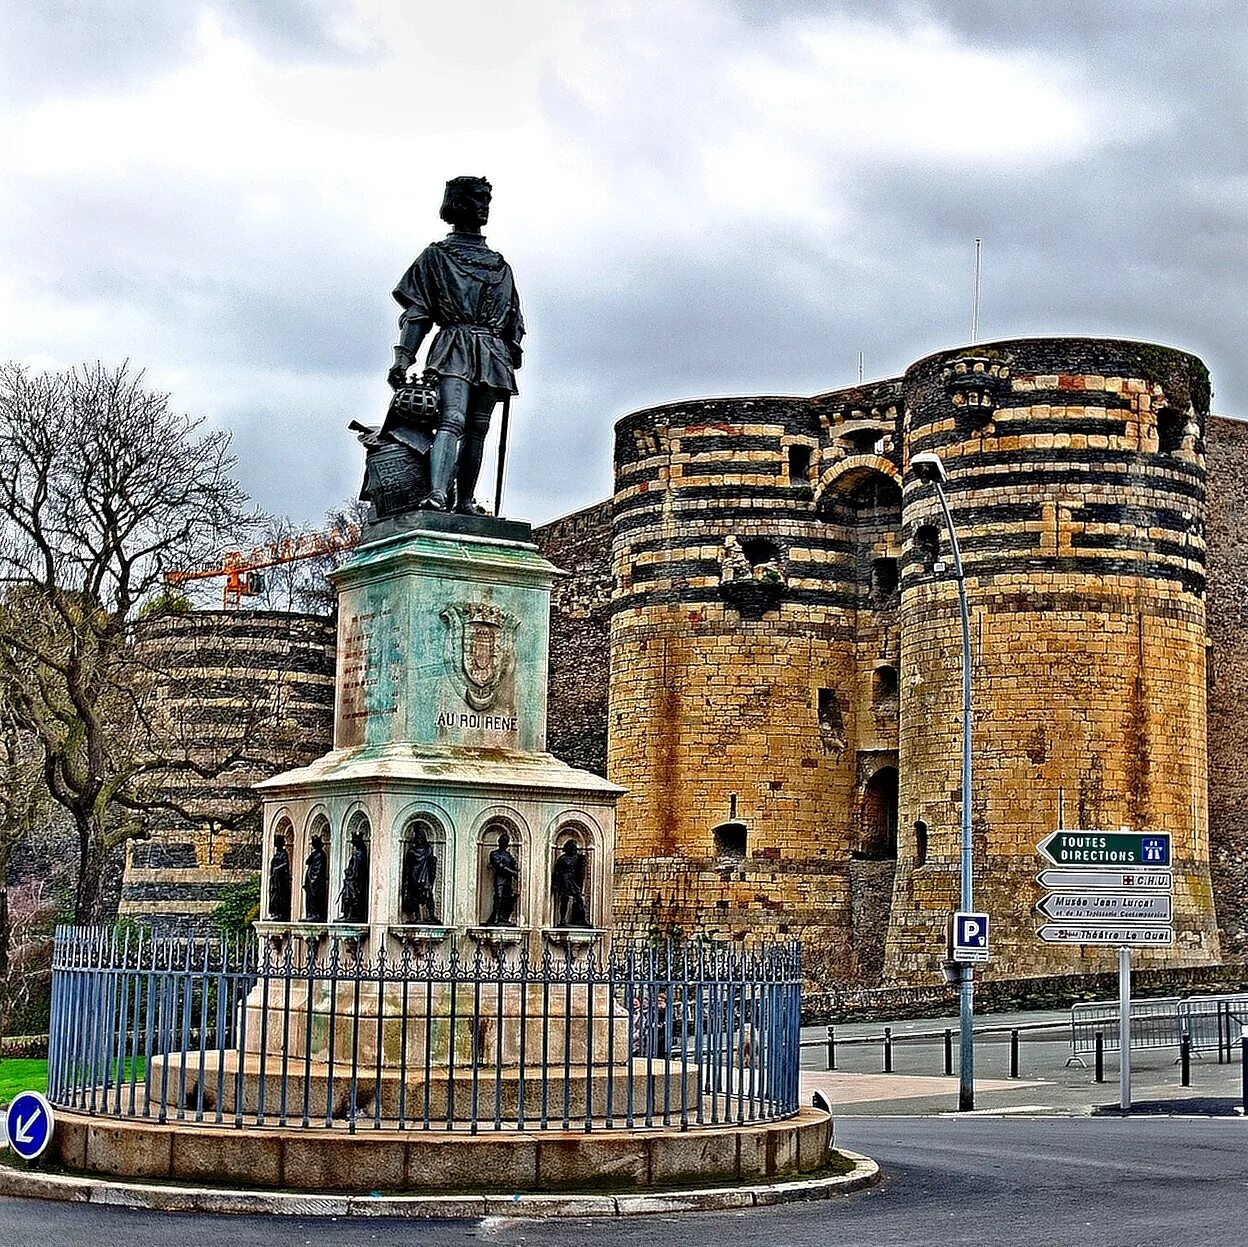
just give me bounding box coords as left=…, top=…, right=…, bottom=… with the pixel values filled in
left=1069, top=994, right=1248, bottom=1060
left=45, top=926, right=802, bottom=1133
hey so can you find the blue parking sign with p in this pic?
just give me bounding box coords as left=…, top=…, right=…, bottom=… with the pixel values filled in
left=953, top=911, right=990, bottom=962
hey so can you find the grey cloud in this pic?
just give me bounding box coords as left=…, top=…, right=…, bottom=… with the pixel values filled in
left=0, top=0, right=376, bottom=103
left=6, top=0, right=1248, bottom=531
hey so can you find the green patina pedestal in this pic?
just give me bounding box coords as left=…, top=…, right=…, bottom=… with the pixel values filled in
left=254, top=512, right=621, bottom=961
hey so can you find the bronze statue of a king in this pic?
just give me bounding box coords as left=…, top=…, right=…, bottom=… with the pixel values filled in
left=371, top=175, right=524, bottom=517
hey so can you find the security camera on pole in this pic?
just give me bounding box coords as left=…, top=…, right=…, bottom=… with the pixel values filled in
left=912, top=450, right=978, bottom=1113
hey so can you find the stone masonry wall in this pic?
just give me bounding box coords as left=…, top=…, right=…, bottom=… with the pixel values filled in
left=1206, top=414, right=1248, bottom=954
left=534, top=501, right=614, bottom=777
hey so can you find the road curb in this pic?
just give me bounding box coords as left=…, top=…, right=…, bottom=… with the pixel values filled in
left=0, top=1151, right=878, bottom=1218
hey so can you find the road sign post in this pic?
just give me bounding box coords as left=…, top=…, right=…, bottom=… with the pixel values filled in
left=1035, top=829, right=1176, bottom=1112
left=5, top=1089, right=54, bottom=1162
left=1120, top=946, right=1131, bottom=1110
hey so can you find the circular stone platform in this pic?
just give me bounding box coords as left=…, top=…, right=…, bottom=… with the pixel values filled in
left=44, top=1107, right=833, bottom=1194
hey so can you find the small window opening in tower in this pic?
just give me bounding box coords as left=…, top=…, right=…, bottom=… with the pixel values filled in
left=817, top=687, right=843, bottom=735
left=915, top=524, right=941, bottom=570
left=841, top=427, right=882, bottom=454
left=871, top=557, right=899, bottom=605
left=712, top=793, right=748, bottom=857
left=872, top=664, right=898, bottom=706
left=741, top=537, right=781, bottom=567
left=787, top=443, right=813, bottom=484
left=1157, top=407, right=1185, bottom=454
left=914, top=819, right=929, bottom=866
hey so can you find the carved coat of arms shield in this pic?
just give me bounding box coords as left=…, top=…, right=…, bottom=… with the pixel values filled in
left=441, top=602, right=519, bottom=711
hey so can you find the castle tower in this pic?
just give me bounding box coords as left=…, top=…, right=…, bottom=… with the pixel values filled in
left=608, top=388, right=906, bottom=982
left=887, top=338, right=1220, bottom=980
left=119, top=611, right=336, bottom=934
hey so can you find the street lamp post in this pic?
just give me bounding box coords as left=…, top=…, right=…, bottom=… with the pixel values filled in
left=912, top=451, right=975, bottom=1112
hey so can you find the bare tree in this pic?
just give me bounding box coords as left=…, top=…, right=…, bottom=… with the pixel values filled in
left=0, top=362, right=255, bottom=922
left=0, top=703, right=48, bottom=980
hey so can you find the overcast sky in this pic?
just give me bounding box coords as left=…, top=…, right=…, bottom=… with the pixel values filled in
left=2, top=0, right=1246, bottom=526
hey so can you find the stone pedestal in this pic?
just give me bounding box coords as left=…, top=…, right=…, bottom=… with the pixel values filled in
left=255, top=513, right=621, bottom=960
left=249, top=514, right=623, bottom=1093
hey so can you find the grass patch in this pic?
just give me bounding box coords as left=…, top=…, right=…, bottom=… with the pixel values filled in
left=0, top=1059, right=47, bottom=1106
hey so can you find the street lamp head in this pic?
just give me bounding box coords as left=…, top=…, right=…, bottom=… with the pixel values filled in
left=911, top=452, right=948, bottom=485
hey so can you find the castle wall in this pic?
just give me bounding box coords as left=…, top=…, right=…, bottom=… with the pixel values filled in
left=1206, top=415, right=1248, bottom=954
left=119, top=611, right=336, bottom=934
left=534, top=501, right=614, bottom=777
left=606, top=337, right=1226, bottom=986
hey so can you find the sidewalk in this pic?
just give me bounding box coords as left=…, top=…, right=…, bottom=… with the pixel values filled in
left=799, top=1007, right=1248, bottom=1116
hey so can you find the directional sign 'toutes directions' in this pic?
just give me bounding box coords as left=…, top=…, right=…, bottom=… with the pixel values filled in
left=1035, top=892, right=1172, bottom=922
left=1037, top=831, right=1170, bottom=868
left=1035, top=868, right=1171, bottom=892
left=5, top=1089, right=54, bottom=1161
left=1035, top=924, right=1173, bottom=947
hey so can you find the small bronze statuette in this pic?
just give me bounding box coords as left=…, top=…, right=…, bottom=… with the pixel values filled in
left=302, top=834, right=329, bottom=924
left=484, top=831, right=520, bottom=926
left=338, top=829, right=370, bottom=924
left=552, top=839, right=590, bottom=928
left=267, top=834, right=292, bottom=922
left=401, top=824, right=440, bottom=924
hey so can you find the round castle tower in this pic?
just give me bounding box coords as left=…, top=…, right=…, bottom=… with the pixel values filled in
left=888, top=337, right=1219, bottom=979
left=119, top=610, right=337, bottom=934
left=609, top=388, right=907, bottom=983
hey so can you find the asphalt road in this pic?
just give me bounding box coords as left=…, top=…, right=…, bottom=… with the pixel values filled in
left=3, top=1117, right=1247, bottom=1246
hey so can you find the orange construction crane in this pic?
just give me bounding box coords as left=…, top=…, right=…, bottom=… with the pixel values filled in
left=165, top=524, right=360, bottom=610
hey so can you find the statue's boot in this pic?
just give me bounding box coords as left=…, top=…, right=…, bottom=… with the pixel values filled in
left=455, top=425, right=489, bottom=514
left=421, top=426, right=460, bottom=510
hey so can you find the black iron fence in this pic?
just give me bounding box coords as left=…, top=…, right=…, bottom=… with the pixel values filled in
left=46, top=926, right=802, bottom=1133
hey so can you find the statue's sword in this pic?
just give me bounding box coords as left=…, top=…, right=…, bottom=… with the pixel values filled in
left=493, top=393, right=512, bottom=518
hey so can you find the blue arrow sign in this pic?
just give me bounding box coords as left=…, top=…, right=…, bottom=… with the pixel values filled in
left=6, top=1090, right=54, bottom=1161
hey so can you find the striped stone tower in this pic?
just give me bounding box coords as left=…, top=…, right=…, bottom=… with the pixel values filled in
left=607, top=336, right=1222, bottom=984
left=119, top=611, right=336, bottom=934
left=609, top=387, right=908, bottom=982
left=886, top=337, right=1220, bottom=979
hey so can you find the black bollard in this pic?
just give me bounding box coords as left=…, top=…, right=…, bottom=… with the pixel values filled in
left=826, top=1025, right=836, bottom=1071
left=1217, top=1004, right=1225, bottom=1066
left=944, top=1027, right=953, bottom=1076
left=1010, top=1029, right=1020, bottom=1078
left=1241, top=1033, right=1248, bottom=1116
left=1181, top=1033, right=1191, bottom=1087
left=1095, top=1031, right=1105, bottom=1083
left=883, top=1026, right=893, bottom=1074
